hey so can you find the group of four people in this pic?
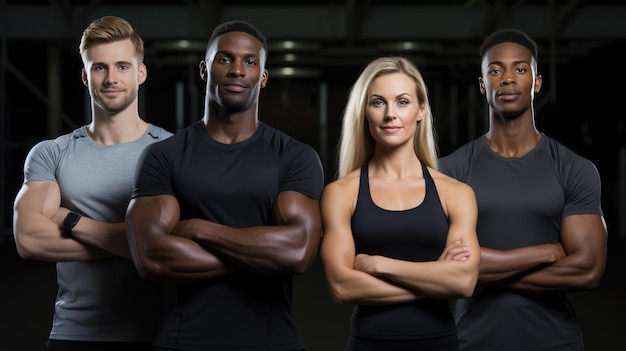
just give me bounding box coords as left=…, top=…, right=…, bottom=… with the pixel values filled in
left=13, top=15, right=606, bottom=351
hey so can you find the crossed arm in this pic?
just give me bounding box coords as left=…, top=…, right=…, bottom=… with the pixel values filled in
left=320, top=175, right=480, bottom=306
left=13, top=180, right=132, bottom=261
left=125, top=190, right=322, bottom=282
left=478, top=214, right=607, bottom=293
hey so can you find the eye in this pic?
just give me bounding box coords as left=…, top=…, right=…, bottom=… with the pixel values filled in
left=370, top=99, right=385, bottom=107
left=488, top=68, right=501, bottom=75
left=93, top=64, right=105, bottom=72
left=217, top=56, right=231, bottom=64
left=515, top=67, right=527, bottom=73
left=245, top=59, right=257, bottom=65
left=119, top=65, right=130, bottom=71
left=397, top=99, right=409, bottom=106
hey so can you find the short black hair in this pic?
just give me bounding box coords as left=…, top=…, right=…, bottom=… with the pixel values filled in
left=479, top=28, right=538, bottom=62
left=208, top=20, right=268, bottom=53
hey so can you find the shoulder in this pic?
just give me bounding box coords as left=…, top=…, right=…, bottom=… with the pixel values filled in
left=438, top=137, right=484, bottom=174
left=261, top=123, right=316, bottom=154
left=321, top=169, right=361, bottom=212
left=430, top=166, right=477, bottom=213
left=430, top=167, right=474, bottom=197
left=260, top=123, right=322, bottom=172
left=323, top=169, right=360, bottom=200
left=542, top=135, right=599, bottom=175
left=146, top=124, right=174, bottom=140
left=28, top=129, right=81, bottom=156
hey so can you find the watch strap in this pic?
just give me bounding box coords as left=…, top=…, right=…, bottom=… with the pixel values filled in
left=63, top=212, right=82, bottom=238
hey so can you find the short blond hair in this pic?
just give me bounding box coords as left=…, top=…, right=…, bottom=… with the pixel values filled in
left=79, top=16, right=144, bottom=63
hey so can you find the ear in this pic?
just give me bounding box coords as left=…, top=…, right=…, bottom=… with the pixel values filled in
left=138, top=63, right=147, bottom=85
left=478, top=76, right=486, bottom=95
left=260, top=68, right=269, bottom=88
left=81, top=68, right=88, bottom=87
left=199, top=60, right=207, bottom=81
left=416, top=104, right=426, bottom=122
left=534, top=74, right=543, bottom=93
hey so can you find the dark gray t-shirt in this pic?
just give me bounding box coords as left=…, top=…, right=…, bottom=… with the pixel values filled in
left=439, top=135, right=603, bottom=351
left=23, top=124, right=172, bottom=342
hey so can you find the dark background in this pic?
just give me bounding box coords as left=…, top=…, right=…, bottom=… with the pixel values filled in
left=1, top=1, right=625, bottom=350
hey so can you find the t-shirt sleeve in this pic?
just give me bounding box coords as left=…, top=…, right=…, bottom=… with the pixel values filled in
left=562, top=157, right=603, bottom=217
left=131, top=142, right=175, bottom=198
left=23, top=140, right=61, bottom=183
left=438, top=146, right=471, bottom=182
left=281, top=144, right=324, bottom=201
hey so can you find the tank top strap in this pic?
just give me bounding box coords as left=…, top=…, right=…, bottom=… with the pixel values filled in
left=357, top=164, right=370, bottom=204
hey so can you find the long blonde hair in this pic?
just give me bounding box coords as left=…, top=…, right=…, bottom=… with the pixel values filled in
left=337, top=56, right=438, bottom=179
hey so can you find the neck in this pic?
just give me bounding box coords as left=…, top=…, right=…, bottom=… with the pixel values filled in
left=88, top=107, right=147, bottom=145
left=370, top=143, right=421, bottom=179
left=203, top=105, right=260, bottom=144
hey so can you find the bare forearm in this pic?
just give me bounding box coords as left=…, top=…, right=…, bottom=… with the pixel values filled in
left=14, top=212, right=110, bottom=262
left=179, top=218, right=319, bottom=275
left=137, top=234, right=238, bottom=282
left=478, top=244, right=562, bottom=284
left=507, top=253, right=605, bottom=293
left=71, top=218, right=132, bottom=259
left=325, top=268, right=421, bottom=305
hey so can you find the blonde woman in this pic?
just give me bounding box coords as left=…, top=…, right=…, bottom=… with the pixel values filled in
left=320, top=57, right=479, bottom=351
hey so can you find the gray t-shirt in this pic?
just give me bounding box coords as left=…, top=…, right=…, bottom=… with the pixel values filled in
left=23, top=124, right=172, bottom=342
left=439, top=134, right=603, bottom=351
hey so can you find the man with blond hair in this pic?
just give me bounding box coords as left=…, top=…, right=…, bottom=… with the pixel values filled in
left=13, top=16, right=171, bottom=351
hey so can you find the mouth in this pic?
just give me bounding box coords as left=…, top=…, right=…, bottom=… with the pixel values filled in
left=223, top=82, right=247, bottom=92
left=497, top=90, right=520, bottom=101
left=381, top=126, right=402, bottom=133
left=101, top=89, right=123, bottom=96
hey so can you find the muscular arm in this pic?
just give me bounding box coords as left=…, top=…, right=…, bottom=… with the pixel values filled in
left=506, top=214, right=607, bottom=293
left=13, top=180, right=112, bottom=261
left=354, top=178, right=480, bottom=299
left=478, top=243, right=565, bottom=284
left=320, top=180, right=421, bottom=305
left=126, top=194, right=236, bottom=282
left=173, top=190, right=322, bottom=276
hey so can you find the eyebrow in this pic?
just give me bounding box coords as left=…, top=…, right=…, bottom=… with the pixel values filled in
left=215, top=50, right=260, bottom=59
left=488, top=59, right=531, bottom=66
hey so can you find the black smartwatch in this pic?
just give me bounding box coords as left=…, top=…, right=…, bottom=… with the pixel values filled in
left=63, top=212, right=82, bottom=238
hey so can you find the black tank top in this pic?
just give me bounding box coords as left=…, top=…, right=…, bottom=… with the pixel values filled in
left=349, top=162, right=456, bottom=340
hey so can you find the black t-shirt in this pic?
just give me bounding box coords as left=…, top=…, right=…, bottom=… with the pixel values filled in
left=133, top=121, right=324, bottom=351
left=439, top=135, right=603, bottom=351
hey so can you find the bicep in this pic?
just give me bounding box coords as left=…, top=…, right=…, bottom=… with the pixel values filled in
left=320, top=184, right=356, bottom=275
left=126, top=195, right=180, bottom=242
left=443, top=182, right=479, bottom=249
left=273, top=190, right=321, bottom=230
left=561, top=214, right=607, bottom=269
left=14, top=180, right=61, bottom=219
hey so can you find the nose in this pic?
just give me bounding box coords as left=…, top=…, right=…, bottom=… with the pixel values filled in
left=228, top=60, right=244, bottom=77
left=384, top=105, right=397, bottom=120
left=104, top=69, right=118, bottom=85
left=500, top=71, right=515, bottom=85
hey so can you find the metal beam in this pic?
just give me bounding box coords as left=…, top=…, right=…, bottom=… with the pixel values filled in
left=4, top=4, right=626, bottom=40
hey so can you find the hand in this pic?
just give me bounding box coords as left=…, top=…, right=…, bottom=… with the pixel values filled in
left=439, top=240, right=470, bottom=261
left=171, top=219, right=197, bottom=239
left=550, top=242, right=567, bottom=262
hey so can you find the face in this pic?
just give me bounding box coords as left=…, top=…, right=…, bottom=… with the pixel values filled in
left=479, top=42, right=542, bottom=119
left=200, top=31, right=268, bottom=112
left=365, top=72, right=424, bottom=148
left=81, top=39, right=146, bottom=114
